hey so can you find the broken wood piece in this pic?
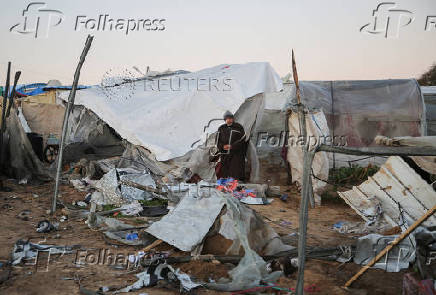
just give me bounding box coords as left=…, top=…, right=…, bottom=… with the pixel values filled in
left=157, top=247, right=342, bottom=265
left=120, top=179, right=167, bottom=196
left=344, top=204, right=436, bottom=288
left=142, top=239, right=163, bottom=252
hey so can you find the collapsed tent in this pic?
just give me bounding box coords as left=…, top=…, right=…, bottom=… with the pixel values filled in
left=1, top=101, right=48, bottom=181
left=58, top=62, right=283, bottom=181
left=59, top=62, right=282, bottom=161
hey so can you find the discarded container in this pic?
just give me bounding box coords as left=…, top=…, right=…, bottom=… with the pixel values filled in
left=126, top=233, right=139, bottom=241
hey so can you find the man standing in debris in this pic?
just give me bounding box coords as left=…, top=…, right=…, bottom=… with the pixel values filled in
left=216, top=111, right=248, bottom=181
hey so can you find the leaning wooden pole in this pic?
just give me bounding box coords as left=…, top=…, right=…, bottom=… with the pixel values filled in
left=344, top=205, right=436, bottom=288
left=0, top=62, right=11, bottom=168
left=292, top=50, right=316, bottom=295
left=52, top=35, right=94, bottom=214
left=6, top=71, right=22, bottom=117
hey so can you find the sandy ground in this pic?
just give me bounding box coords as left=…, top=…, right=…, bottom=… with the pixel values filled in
left=0, top=179, right=406, bottom=294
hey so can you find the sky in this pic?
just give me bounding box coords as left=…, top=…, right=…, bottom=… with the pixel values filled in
left=0, top=0, right=435, bottom=85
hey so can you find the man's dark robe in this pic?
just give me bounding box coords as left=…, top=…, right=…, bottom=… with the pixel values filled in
left=216, top=122, right=248, bottom=181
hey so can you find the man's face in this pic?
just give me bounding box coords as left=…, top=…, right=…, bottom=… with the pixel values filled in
left=225, top=117, right=234, bottom=125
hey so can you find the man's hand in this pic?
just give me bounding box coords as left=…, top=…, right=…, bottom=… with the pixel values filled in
left=223, top=144, right=231, bottom=150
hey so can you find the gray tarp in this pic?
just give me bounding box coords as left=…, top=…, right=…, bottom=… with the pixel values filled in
left=284, top=79, right=425, bottom=147
left=422, top=86, right=436, bottom=136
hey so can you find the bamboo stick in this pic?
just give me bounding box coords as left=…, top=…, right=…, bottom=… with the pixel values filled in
left=344, top=205, right=436, bottom=288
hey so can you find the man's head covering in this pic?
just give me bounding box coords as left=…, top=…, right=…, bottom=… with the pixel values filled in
left=223, top=110, right=234, bottom=120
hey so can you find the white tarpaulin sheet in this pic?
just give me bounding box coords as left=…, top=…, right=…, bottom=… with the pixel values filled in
left=287, top=110, right=330, bottom=204
left=60, top=63, right=282, bottom=161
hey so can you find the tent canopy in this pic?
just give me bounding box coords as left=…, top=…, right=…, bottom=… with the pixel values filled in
left=60, top=62, right=282, bottom=161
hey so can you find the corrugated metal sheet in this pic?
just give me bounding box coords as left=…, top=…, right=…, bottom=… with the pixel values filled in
left=338, top=156, right=436, bottom=228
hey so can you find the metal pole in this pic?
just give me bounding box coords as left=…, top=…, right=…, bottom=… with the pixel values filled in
left=291, top=50, right=317, bottom=295
left=317, top=144, right=436, bottom=157
left=52, top=35, right=94, bottom=214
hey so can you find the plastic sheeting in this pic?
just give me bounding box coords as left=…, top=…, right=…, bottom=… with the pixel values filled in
left=286, top=110, right=330, bottom=203
left=94, top=168, right=156, bottom=206
left=59, top=62, right=282, bottom=161
left=3, top=105, right=47, bottom=181
left=21, top=102, right=64, bottom=142
left=422, top=86, right=436, bottom=136
left=284, top=79, right=425, bottom=147
left=252, top=109, right=288, bottom=185
left=205, top=191, right=283, bottom=291
left=146, top=185, right=292, bottom=256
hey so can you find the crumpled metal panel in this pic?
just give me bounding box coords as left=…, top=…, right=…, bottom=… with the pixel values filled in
left=354, top=233, right=415, bottom=272
left=146, top=189, right=225, bottom=252
left=338, top=156, right=436, bottom=228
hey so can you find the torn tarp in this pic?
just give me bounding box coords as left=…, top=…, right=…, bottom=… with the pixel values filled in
left=205, top=191, right=283, bottom=291
left=146, top=184, right=291, bottom=255
left=115, top=263, right=201, bottom=293
left=146, top=188, right=226, bottom=252
left=94, top=168, right=157, bottom=206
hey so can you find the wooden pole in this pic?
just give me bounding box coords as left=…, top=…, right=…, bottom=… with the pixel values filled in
left=6, top=71, right=22, bottom=117
left=52, top=35, right=94, bottom=214
left=344, top=205, right=436, bottom=288
left=0, top=62, right=11, bottom=168
left=292, top=49, right=317, bottom=295
left=318, top=144, right=436, bottom=157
